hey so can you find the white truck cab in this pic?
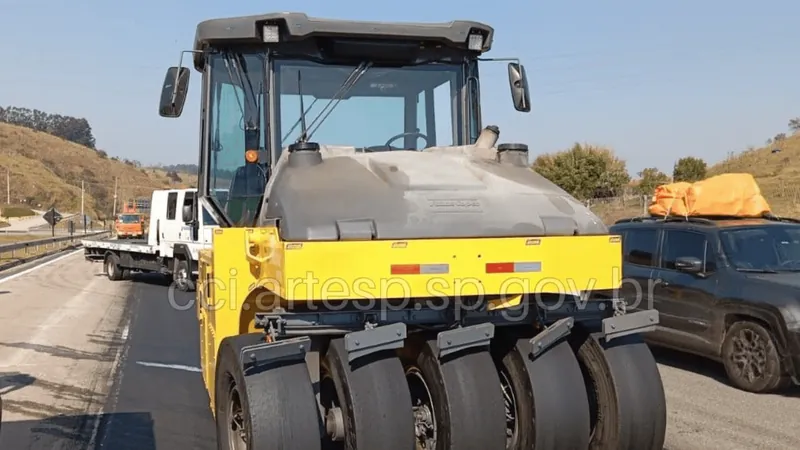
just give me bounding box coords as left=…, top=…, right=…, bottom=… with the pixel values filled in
left=83, top=188, right=221, bottom=291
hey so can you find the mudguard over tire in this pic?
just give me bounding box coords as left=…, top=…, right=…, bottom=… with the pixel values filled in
left=571, top=332, right=667, bottom=450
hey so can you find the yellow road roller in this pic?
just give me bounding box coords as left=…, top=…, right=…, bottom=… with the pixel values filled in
left=158, top=12, right=667, bottom=450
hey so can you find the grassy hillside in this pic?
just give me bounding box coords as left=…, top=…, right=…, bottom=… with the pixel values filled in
left=708, top=134, right=800, bottom=216
left=586, top=134, right=800, bottom=224
left=0, top=122, right=195, bottom=218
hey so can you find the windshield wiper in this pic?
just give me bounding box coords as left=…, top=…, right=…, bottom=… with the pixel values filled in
left=297, top=61, right=372, bottom=143
left=223, top=52, right=262, bottom=150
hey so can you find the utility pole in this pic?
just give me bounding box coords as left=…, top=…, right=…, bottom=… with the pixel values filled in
left=81, top=179, right=85, bottom=234
left=112, top=177, right=118, bottom=216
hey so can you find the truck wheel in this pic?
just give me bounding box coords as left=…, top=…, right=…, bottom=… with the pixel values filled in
left=492, top=334, right=591, bottom=450
left=321, top=338, right=414, bottom=450
left=721, top=320, right=785, bottom=393
left=174, top=258, right=195, bottom=292
left=214, top=333, right=321, bottom=450
left=404, top=338, right=506, bottom=450
left=105, top=254, right=123, bottom=281
left=571, top=332, right=667, bottom=450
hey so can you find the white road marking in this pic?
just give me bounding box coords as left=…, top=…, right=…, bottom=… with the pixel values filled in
left=135, top=361, right=202, bottom=373
left=86, top=317, right=132, bottom=450
left=0, top=248, right=84, bottom=285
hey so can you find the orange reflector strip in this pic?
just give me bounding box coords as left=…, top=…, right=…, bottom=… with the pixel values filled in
left=486, top=262, right=515, bottom=273
left=390, top=264, right=449, bottom=275
left=486, top=262, right=542, bottom=273
left=391, top=264, right=420, bottom=275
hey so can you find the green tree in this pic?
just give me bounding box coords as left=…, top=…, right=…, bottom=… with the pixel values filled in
left=672, top=156, right=707, bottom=182
left=532, top=143, right=630, bottom=200
left=788, top=117, right=800, bottom=134
left=636, top=167, right=671, bottom=195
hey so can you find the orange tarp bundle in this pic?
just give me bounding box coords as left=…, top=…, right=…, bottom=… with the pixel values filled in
left=648, top=173, right=771, bottom=217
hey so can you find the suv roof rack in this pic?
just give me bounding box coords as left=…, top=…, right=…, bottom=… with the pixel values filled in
left=614, top=215, right=716, bottom=225
left=614, top=212, right=800, bottom=225
left=614, top=213, right=800, bottom=225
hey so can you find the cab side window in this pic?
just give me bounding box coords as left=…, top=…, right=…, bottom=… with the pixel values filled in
left=661, top=230, right=716, bottom=272
left=622, top=228, right=658, bottom=267
left=166, top=192, right=178, bottom=220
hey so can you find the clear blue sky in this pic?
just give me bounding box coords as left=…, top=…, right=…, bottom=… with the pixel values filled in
left=1, top=0, right=799, bottom=176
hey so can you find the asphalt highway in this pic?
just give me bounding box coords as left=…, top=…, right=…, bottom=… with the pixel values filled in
left=0, top=251, right=799, bottom=449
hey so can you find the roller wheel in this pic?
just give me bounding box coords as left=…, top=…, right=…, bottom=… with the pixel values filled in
left=214, top=333, right=322, bottom=450
left=721, top=320, right=786, bottom=393
left=493, top=335, right=591, bottom=450
left=571, top=332, right=667, bottom=450
left=105, top=253, right=122, bottom=281
left=320, top=338, right=414, bottom=450
left=405, top=339, right=506, bottom=450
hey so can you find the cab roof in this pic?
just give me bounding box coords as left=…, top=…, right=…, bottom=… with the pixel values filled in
left=192, top=12, right=494, bottom=70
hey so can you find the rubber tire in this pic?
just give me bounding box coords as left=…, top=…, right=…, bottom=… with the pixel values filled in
left=214, top=333, right=321, bottom=450
left=412, top=339, right=506, bottom=450
left=571, top=333, right=667, bottom=450
left=174, top=258, right=195, bottom=292
left=105, top=253, right=122, bottom=281
left=721, top=320, right=786, bottom=393
left=493, top=336, right=591, bottom=450
left=322, top=338, right=414, bottom=450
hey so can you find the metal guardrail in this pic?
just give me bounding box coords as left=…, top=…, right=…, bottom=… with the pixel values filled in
left=0, top=230, right=110, bottom=254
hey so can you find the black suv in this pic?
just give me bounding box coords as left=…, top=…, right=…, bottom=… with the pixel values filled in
left=609, top=214, right=800, bottom=393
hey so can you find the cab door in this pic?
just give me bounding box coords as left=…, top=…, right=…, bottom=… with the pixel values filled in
left=617, top=226, right=660, bottom=313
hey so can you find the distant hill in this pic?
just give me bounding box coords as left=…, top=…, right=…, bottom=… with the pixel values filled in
left=708, top=133, right=800, bottom=216
left=0, top=122, right=195, bottom=218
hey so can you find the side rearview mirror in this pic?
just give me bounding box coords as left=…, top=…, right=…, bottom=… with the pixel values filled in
left=182, top=204, right=194, bottom=223
left=507, top=62, right=531, bottom=113
left=159, top=66, right=190, bottom=118
left=675, top=256, right=703, bottom=274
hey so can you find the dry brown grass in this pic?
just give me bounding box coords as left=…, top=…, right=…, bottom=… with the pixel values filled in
left=0, top=122, right=194, bottom=218
left=586, top=133, right=800, bottom=225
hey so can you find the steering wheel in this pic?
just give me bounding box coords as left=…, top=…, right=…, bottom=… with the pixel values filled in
left=362, top=131, right=431, bottom=153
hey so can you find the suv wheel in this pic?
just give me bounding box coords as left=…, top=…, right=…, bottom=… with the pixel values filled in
left=721, top=320, right=785, bottom=393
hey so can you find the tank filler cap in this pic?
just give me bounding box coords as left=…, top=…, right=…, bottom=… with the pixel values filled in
left=497, top=143, right=528, bottom=153
left=287, top=141, right=322, bottom=167
left=496, top=143, right=529, bottom=167
left=288, top=141, right=320, bottom=152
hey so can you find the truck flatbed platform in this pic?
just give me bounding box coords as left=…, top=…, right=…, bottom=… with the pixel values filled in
left=82, top=237, right=157, bottom=260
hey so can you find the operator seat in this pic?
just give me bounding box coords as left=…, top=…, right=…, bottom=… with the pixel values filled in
left=225, top=163, right=267, bottom=226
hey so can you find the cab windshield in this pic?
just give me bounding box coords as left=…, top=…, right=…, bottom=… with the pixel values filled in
left=205, top=51, right=477, bottom=226
left=119, top=214, right=140, bottom=224
left=720, top=225, right=800, bottom=272
left=273, top=59, right=466, bottom=151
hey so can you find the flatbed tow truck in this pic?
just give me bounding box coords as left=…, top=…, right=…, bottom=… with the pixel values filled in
left=82, top=188, right=218, bottom=291
left=157, top=11, right=668, bottom=450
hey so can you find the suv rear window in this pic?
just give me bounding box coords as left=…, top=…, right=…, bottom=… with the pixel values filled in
left=622, top=228, right=658, bottom=266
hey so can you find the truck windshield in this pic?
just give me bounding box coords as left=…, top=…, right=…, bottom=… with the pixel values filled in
left=273, top=58, right=465, bottom=151
left=719, top=225, right=800, bottom=271
left=119, top=214, right=140, bottom=224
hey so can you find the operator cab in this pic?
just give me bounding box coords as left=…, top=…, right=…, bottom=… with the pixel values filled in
left=158, top=12, right=530, bottom=228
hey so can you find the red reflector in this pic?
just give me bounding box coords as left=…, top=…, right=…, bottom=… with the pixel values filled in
left=391, top=264, right=420, bottom=275
left=486, top=262, right=514, bottom=273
